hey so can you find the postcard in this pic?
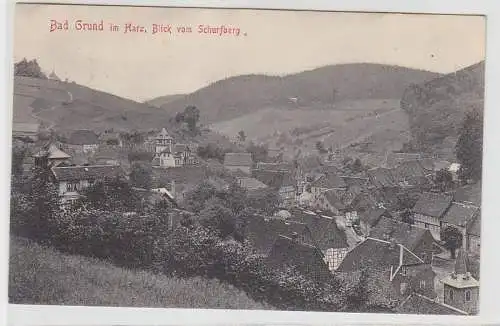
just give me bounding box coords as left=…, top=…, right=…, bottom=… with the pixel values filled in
left=6, top=1, right=487, bottom=324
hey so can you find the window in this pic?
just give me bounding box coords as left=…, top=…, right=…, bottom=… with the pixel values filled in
left=465, top=290, right=471, bottom=302
left=66, top=182, right=78, bottom=192
left=401, top=266, right=407, bottom=276
left=424, top=223, right=429, bottom=229
left=449, top=289, right=454, bottom=300
left=420, top=280, right=426, bottom=289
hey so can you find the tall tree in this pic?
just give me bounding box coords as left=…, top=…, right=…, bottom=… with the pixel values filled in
left=440, top=225, right=463, bottom=259
left=14, top=58, right=48, bottom=79
left=237, top=130, right=247, bottom=142
left=183, top=105, right=200, bottom=133
left=130, top=162, right=153, bottom=189
left=456, top=109, right=483, bottom=182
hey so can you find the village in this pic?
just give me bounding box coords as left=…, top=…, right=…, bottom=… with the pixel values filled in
left=12, top=115, right=481, bottom=315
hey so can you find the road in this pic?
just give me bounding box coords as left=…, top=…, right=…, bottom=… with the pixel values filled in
left=30, top=89, right=73, bottom=130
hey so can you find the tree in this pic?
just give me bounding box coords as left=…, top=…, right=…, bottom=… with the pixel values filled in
left=237, top=130, right=247, bottom=142
left=130, top=162, right=153, bottom=189
left=435, top=168, right=454, bottom=191
left=247, top=141, right=268, bottom=163
left=351, top=158, right=363, bottom=173
left=199, top=199, right=238, bottom=239
left=400, top=209, right=414, bottom=225
left=183, top=105, right=200, bottom=133
left=11, top=145, right=27, bottom=177
left=14, top=58, right=48, bottom=79
left=440, top=225, right=463, bottom=259
left=456, top=109, right=483, bottom=182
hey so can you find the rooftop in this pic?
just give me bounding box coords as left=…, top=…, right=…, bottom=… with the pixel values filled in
left=51, top=165, right=124, bottom=181
left=369, top=217, right=434, bottom=252
left=397, top=293, right=468, bottom=315
left=412, top=192, right=454, bottom=218
left=442, top=202, right=479, bottom=228
left=224, top=152, right=253, bottom=166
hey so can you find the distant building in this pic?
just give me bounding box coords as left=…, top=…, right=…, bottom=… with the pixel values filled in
left=441, top=201, right=480, bottom=251
left=33, top=142, right=71, bottom=168
left=224, top=152, right=253, bottom=175
left=66, top=129, right=99, bottom=154
left=310, top=173, right=347, bottom=199
left=12, top=122, right=40, bottom=141
left=441, top=250, right=479, bottom=314
left=253, top=170, right=297, bottom=208
left=151, top=128, right=197, bottom=168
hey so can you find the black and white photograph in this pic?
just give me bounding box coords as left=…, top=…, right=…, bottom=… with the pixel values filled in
left=8, top=3, right=485, bottom=317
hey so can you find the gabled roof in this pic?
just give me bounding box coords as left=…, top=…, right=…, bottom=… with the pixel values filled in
left=350, top=192, right=380, bottom=212
left=157, top=128, right=172, bottom=139
left=369, top=217, right=432, bottom=251
left=360, top=208, right=391, bottom=228
left=454, top=182, right=482, bottom=206
left=442, top=250, right=480, bottom=289
left=397, top=293, right=468, bottom=315
left=367, top=168, right=397, bottom=188
left=13, top=122, right=40, bottom=133
left=466, top=213, right=481, bottom=237
left=67, top=130, right=99, bottom=145
left=412, top=192, right=453, bottom=218
left=288, top=208, right=348, bottom=250
left=174, top=144, right=190, bottom=153
left=244, top=215, right=311, bottom=254
left=51, top=165, right=124, bottom=181
left=224, top=152, right=253, bottom=166
left=46, top=144, right=71, bottom=159
left=255, top=162, right=293, bottom=172
left=321, top=189, right=346, bottom=211
left=392, top=160, right=427, bottom=182
left=253, top=170, right=295, bottom=189
left=336, top=238, right=423, bottom=273
left=266, top=235, right=331, bottom=281
left=442, top=202, right=479, bottom=228
left=238, top=177, right=269, bottom=191
left=311, top=173, right=346, bottom=190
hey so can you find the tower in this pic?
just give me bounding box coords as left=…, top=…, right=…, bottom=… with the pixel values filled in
left=154, top=128, right=175, bottom=168
left=442, top=250, right=479, bottom=314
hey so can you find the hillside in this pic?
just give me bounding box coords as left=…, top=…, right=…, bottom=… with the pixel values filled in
left=13, top=76, right=177, bottom=133
left=154, top=63, right=441, bottom=124
left=146, top=94, right=185, bottom=108
left=400, top=61, right=485, bottom=154
left=9, top=237, right=271, bottom=309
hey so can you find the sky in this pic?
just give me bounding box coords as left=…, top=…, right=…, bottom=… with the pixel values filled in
left=13, top=4, right=486, bottom=102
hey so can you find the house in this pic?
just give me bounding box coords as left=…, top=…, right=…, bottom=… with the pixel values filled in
left=224, top=152, right=253, bottom=175
left=289, top=208, right=349, bottom=271
left=266, top=235, right=332, bottom=282
left=465, top=214, right=480, bottom=256
left=132, top=187, right=178, bottom=208
left=441, top=201, right=480, bottom=250
left=67, top=129, right=99, bottom=154
left=384, top=152, right=423, bottom=169
left=237, top=177, right=269, bottom=192
left=253, top=170, right=297, bottom=208
left=412, top=192, right=454, bottom=240
left=337, top=237, right=436, bottom=299
left=441, top=250, right=479, bottom=314
left=173, top=144, right=198, bottom=167
left=367, top=167, right=397, bottom=189
left=448, top=163, right=461, bottom=182
left=12, top=122, right=40, bottom=141
left=33, top=143, right=71, bottom=168
left=254, top=162, right=292, bottom=172
left=350, top=192, right=381, bottom=216
left=51, top=165, right=124, bottom=205
left=93, top=146, right=120, bottom=166
left=152, top=128, right=175, bottom=168
left=397, top=292, right=468, bottom=315
left=392, top=160, right=430, bottom=188
left=359, top=208, right=392, bottom=235
left=369, top=217, right=437, bottom=264
left=341, top=176, right=371, bottom=195
left=315, top=188, right=356, bottom=220
left=244, top=215, right=315, bottom=255
left=310, top=173, right=347, bottom=199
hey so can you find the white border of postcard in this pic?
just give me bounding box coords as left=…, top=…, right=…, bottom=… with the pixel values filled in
left=3, top=0, right=500, bottom=325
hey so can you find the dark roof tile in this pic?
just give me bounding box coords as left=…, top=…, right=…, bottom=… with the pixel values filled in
left=412, top=192, right=453, bottom=218
left=52, top=165, right=124, bottom=181
left=397, top=293, right=468, bottom=315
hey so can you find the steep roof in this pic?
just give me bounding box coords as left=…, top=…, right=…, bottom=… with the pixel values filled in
left=360, top=208, right=390, bottom=228
left=397, top=293, right=468, bottom=315
left=238, top=177, right=269, bottom=191
left=337, top=238, right=423, bottom=273
left=321, top=189, right=346, bottom=211
left=454, top=182, right=482, bottom=206
left=369, top=217, right=432, bottom=251
left=442, top=202, right=479, bottom=228
left=253, top=170, right=295, bottom=189
left=46, top=144, right=71, bottom=159
left=367, top=168, right=396, bottom=188
left=224, top=152, right=253, bottom=166
left=174, top=144, right=190, bottom=153
left=255, top=162, right=293, bottom=172
left=442, top=250, right=480, bottom=289
left=392, top=160, right=427, bottom=182
left=412, top=192, right=453, bottom=218
left=67, top=130, right=99, bottom=145
left=266, top=235, right=332, bottom=282
left=466, top=214, right=481, bottom=237
left=311, top=173, right=346, bottom=190
left=157, top=128, right=172, bottom=139
left=51, top=165, right=124, bottom=181
left=244, top=216, right=311, bottom=254
left=288, top=208, right=348, bottom=249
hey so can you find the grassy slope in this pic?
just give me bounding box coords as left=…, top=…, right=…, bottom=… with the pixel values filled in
left=155, top=63, right=440, bottom=124
left=8, top=237, right=271, bottom=309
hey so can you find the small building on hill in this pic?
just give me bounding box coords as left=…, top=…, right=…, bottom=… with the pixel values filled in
left=66, top=129, right=99, bottom=154
left=337, top=237, right=436, bottom=300
left=224, top=152, right=253, bottom=175
left=33, top=142, right=72, bottom=169
left=13, top=122, right=40, bottom=141
left=412, top=192, right=454, bottom=240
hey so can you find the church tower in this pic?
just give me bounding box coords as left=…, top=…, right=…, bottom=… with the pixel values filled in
left=154, top=128, right=175, bottom=168
left=442, top=250, right=479, bottom=314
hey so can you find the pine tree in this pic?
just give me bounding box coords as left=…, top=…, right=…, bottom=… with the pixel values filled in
left=456, top=109, right=483, bottom=182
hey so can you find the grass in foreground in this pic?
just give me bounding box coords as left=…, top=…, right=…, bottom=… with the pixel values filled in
left=8, top=236, right=272, bottom=309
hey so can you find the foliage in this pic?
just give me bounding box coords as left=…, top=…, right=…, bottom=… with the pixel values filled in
left=196, top=143, right=227, bottom=163
left=440, top=225, right=463, bottom=259
left=128, top=150, right=153, bottom=163
left=315, top=141, right=328, bottom=154
left=14, top=58, right=47, bottom=79
left=80, top=176, right=142, bottom=212
left=184, top=106, right=200, bottom=133
left=456, top=109, right=483, bottom=182
left=130, top=162, right=153, bottom=189
left=11, top=145, right=27, bottom=177
left=246, top=141, right=268, bottom=163
left=400, top=209, right=414, bottom=225
left=435, top=168, right=454, bottom=191
left=245, top=187, right=280, bottom=215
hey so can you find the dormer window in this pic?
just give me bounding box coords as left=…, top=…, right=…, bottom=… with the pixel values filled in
left=465, top=290, right=472, bottom=302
